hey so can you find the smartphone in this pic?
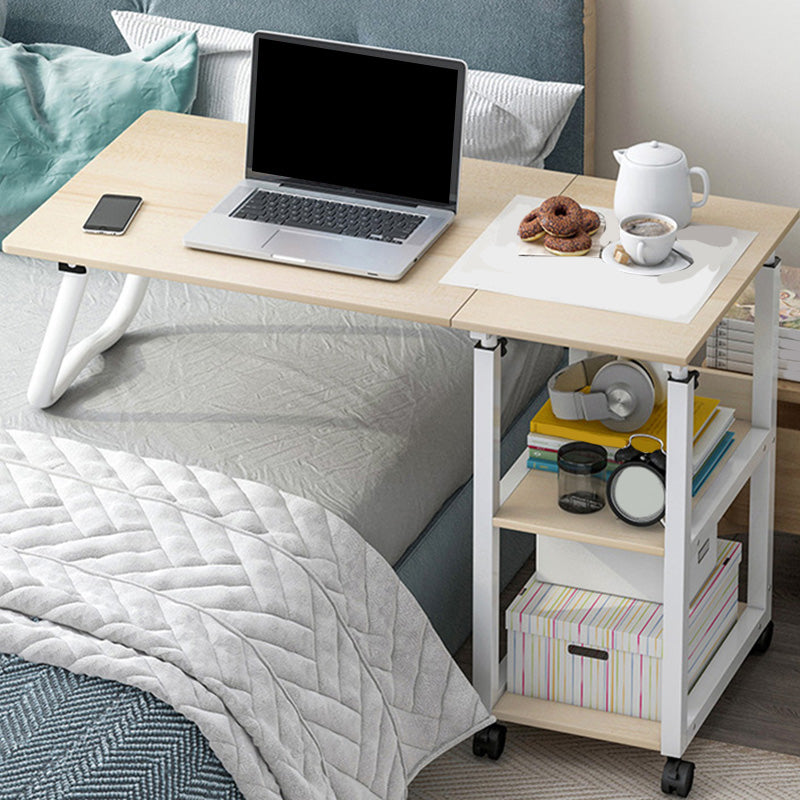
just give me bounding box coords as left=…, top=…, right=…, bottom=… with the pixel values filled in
left=83, top=194, right=143, bottom=235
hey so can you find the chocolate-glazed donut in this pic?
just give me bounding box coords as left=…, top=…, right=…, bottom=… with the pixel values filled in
left=539, top=195, right=582, bottom=237
left=517, top=208, right=545, bottom=241
left=580, top=208, right=601, bottom=235
left=543, top=231, right=592, bottom=256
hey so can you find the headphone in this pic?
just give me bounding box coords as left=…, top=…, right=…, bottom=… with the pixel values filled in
left=547, top=354, right=665, bottom=432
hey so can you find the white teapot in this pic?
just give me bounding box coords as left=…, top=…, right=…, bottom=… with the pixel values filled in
left=613, top=141, right=709, bottom=229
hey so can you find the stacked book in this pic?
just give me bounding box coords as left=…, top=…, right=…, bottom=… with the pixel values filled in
left=706, top=265, right=800, bottom=380
left=528, top=395, right=735, bottom=497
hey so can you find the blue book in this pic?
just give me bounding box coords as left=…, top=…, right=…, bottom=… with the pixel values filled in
left=691, top=430, right=735, bottom=497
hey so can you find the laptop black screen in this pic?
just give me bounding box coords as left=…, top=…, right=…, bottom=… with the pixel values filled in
left=247, top=34, right=465, bottom=209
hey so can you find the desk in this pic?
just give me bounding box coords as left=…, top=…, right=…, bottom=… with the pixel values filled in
left=4, top=109, right=799, bottom=794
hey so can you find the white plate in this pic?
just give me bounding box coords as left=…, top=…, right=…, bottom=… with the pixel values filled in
left=602, top=241, right=694, bottom=275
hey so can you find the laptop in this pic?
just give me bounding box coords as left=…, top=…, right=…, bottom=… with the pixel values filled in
left=184, top=31, right=467, bottom=281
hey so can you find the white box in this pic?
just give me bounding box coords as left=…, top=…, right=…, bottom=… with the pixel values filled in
left=535, top=521, right=718, bottom=604
left=506, top=539, right=741, bottom=720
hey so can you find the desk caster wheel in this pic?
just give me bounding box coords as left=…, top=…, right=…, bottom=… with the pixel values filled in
left=751, top=620, right=774, bottom=655
left=661, top=757, right=694, bottom=797
left=472, top=723, right=506, bottom=760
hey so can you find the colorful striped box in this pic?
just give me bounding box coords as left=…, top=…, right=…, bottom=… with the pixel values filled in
left=506, top=539, right=741, bottom=721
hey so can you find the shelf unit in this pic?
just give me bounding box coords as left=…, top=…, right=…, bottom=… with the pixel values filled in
left=467, top=252, right=785, bottom=790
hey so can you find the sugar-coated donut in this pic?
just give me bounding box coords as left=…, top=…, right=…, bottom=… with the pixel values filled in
left=543, top=231, right=592, bottom=256
left=580, top=208, right=601, bottom=235
left=517, top=208, right=545, bottom=241
left=539, top=195, right=582, bottom=238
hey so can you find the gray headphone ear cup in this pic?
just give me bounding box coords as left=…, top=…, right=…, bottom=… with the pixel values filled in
left=590, top=359, right=656, bottom=432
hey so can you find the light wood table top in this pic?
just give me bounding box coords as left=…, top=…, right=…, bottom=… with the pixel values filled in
left=453, top=175, right=799, bottom=365
left=3, top=110, right=797, bottom=359
left=1, top=110, right=573, bottom=328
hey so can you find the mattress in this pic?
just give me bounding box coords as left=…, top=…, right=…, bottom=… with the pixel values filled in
left=0, top=252, right=563, bottom=565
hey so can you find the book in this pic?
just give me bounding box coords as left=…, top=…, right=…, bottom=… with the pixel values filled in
left=529, top=404, right=733, bottom=473
left=705, top=353, right=800, bottom=382
left=529, top=395, right=720, bottom=451
left=691, top=431, right=734, bottom=496
left=527, top=433, right=619, bottom=460
left=709, top=332, right=800, bottom=359
left=712, top=318, right=800, bottom=345
left=707, top=342, right=800, bottom=368
left=691, top=406, right=734, bottom=470
left=527, top=430, right=734, bottom=498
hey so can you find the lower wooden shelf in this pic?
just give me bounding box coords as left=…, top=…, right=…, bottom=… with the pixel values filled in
left=493, top=691, right=662, bottom=751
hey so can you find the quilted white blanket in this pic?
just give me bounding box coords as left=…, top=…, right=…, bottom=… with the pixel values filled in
left=0, top=430, right=491, bottom=800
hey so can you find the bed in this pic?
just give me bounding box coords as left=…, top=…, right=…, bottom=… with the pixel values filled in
left=0, top=1, right=595, bottom=797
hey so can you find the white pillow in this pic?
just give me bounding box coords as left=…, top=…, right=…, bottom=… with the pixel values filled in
left=464, top=70, right=583, bottom=169
left=112, top=10, right=252, bottom=122
left=112, top=10, right=582, bottom=168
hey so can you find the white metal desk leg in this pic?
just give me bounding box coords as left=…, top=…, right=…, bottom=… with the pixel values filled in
left=471, top=332, right=504, bottom=711
left=28, top=263, right=149, bottom=409
left=749, top=257, right=780, bottom=621
left=661, top=366, right=695, bottom=759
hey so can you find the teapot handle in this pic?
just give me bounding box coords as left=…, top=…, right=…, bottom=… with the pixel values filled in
left=690, top=167, right=710, bottom=208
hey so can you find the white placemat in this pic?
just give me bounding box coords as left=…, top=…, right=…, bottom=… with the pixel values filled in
left=441, top=195, right=757, bottom=323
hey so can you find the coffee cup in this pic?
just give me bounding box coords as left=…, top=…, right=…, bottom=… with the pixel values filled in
left=619, top=213, right=678, bottom=266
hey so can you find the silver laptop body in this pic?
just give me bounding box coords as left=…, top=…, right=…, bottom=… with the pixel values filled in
left=184, top=31, right=467, bottom=281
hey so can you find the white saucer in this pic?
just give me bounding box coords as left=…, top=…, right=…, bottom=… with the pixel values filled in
left=602, top=242, right=694, bottom=275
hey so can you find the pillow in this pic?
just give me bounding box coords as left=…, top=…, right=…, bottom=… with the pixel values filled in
left=112, top=10, right=581, bottom=169
left=463, top=70, right=583, bottom=169
left=112, top=10, right=251, bottom=123
left=0, top=33, right=198, bottom=242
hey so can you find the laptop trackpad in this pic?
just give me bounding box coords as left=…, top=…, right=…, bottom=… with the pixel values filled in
left=263, top=230, right=374, bottom=265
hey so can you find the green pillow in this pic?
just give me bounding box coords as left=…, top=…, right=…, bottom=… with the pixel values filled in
left=0, top=32, right=198, bottom=242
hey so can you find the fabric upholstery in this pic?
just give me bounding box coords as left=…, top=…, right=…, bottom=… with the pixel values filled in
left=0, top=32, right=198, bottom=241
left=4, top=0, right=586, bottom=172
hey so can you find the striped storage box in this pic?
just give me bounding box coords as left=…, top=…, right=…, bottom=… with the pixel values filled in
left=506, top=539, right=741, bottom=720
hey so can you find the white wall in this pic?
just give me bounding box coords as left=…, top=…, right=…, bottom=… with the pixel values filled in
left=595, top=1, right=800, bottom=264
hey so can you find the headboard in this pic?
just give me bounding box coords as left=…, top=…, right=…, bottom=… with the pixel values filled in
left=5, top=0, right=595, bottom=174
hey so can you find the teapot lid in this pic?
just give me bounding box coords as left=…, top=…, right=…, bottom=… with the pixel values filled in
left=626, top=140, right=684, bottom=167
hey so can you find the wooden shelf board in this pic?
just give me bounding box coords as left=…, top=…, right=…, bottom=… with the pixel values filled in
left=494, top=467, right=665, bottom=555
left=495, top=419, right=749, bottom=556
left=493, top=692, right=661, bottom=751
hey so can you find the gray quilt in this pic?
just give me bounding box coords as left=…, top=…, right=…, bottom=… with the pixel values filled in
left=0, top=429, right=491, bottom=800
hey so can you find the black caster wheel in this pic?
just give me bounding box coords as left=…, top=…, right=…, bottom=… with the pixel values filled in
left=472, top=723, right=507, bottom=760
left=661, top=757, right=695, bottom=797
left=750, top=620, right=774, bottom=655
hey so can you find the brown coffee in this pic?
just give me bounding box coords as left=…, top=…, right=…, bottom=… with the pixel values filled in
left=621, top=217, right=674, bottom=237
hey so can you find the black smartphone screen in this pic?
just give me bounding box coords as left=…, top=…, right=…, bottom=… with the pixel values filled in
left=83, top=195, right=142, bottom=233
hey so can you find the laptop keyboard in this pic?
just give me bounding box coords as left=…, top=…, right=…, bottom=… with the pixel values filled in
left=230, top=190, right=426, bottom=244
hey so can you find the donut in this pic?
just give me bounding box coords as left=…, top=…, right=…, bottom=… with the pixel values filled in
left=517, top=208, right=545, bottom=241
left=538, top=195, right=582, bottom=238
left=543, top=231, right=592, bottom=256
left=580, top=208, right=601, bottom=235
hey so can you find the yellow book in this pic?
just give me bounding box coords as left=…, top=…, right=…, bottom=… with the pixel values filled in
left=530, top=396, right=720, bottom=452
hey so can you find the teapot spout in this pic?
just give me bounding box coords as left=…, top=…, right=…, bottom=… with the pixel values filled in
left=613, top=149, right=626, bottom=165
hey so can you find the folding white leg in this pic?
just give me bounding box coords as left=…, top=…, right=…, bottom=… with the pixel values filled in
left=471, top=332, right=503, bottom=711
left=28, top=264, right=149, bottom=409
left=661, top=365, right=695, bottom=758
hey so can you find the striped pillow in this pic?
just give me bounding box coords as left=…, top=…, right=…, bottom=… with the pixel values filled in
left=464, top=70, right=583, bottom=169
left=112, top=11, right=582, bottom=169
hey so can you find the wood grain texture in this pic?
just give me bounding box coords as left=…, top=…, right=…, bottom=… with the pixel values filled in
left=452, top=175, right=799, bottom=364
left=1, top=110, right=575, bottom=328
left=493, top=692, right=662, bottom=751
